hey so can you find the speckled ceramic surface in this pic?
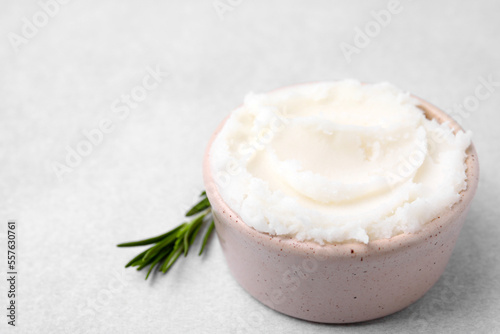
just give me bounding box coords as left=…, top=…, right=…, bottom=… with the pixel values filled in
left=203, top=94, right=479, bottom=324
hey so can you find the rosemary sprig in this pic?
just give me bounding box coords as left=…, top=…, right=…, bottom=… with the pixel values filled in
left=117, top=191, right=214, bottom=280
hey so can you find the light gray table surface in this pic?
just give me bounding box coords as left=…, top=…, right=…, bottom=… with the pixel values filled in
left=1, top=1, right=499, bottom=333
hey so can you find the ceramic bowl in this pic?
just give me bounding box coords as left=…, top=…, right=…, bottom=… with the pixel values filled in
left=203, top=93, right=479, bottom=323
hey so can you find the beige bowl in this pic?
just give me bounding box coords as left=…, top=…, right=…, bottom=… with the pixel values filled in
left=203, top=94, right=479, bottom=323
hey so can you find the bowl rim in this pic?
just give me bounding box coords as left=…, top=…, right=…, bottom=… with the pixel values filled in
left=203, top=82, right=480, bottom=258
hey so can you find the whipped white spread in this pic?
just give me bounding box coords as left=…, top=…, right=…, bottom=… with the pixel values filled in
left=209, top=81, right=472, bottom=243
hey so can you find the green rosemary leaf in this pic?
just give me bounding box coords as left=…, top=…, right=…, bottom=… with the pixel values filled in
left=117, top=224, right=185, bottom=247
left=199, top=219, right=215, bottom=256
left=183, top=228, right=190, bottom=257
left=142, top=230, right=180, bottom=263
left=174, top=227, right=185, bottom=249
left=160, top=246, right=183, bottom=273
left=189, top=220, right=203, bottom=246
left=184, top=217, right=204, bottom=257
left=183, top=213, right=207, bottom=256
left=137, top=244, right=173, bottom=270
left=145, top=252, right=170, bottom=279
left=185, top=197, right=210, bottom=217
left=137, top=248, right=169, bottom=271
left=125, top=249, right=149, bottom=268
